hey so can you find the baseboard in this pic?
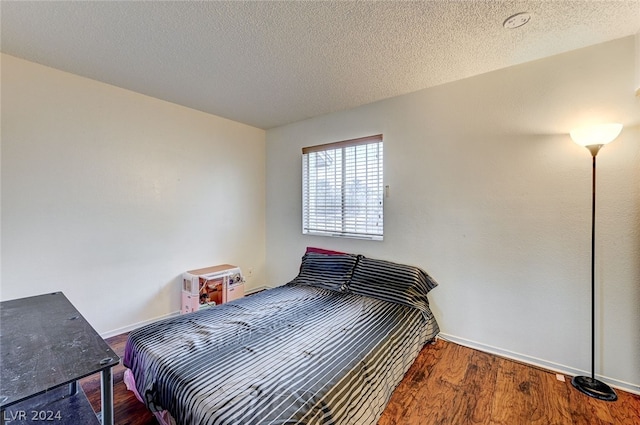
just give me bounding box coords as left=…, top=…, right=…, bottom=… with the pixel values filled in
left=438, top=333, right=640, bottom=396
left=101, top=310, right=181, bottom=339
left=245, top=285, right=272, bottom=295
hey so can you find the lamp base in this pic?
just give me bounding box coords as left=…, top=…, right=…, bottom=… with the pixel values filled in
left=571, top=375, right=617, bottom=401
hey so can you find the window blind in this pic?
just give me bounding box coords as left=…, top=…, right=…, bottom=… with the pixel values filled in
left=302, top=135, right=383, bottom=240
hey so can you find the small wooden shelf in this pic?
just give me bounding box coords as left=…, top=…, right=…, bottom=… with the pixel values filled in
left=182, top=265, right=244, bottom=314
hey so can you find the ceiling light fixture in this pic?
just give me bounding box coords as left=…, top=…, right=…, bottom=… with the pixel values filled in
left=503, top=12, right=531, bottom=29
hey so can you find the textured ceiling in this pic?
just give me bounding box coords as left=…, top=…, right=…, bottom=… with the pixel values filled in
left=2, top=1, right=639, bottom=129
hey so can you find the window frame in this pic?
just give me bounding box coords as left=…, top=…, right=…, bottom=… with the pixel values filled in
left=301, top=134, right=384, bottom=240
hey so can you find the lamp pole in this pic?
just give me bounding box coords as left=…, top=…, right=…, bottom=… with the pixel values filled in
left=589, top=147, right=598, bottom=384
left=570, top=142, right=617, bottom=401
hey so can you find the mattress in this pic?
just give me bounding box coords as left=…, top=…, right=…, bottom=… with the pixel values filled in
left=124, top=282, right=439, bottom=425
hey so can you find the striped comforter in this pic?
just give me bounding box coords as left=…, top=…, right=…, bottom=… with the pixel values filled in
left=124, top=283, right=439, bottom=425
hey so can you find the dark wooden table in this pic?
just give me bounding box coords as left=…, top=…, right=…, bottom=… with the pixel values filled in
left=0, top=292, right=119, bottom=425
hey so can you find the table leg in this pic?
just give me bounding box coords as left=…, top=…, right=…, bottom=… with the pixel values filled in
left=100, top=368, right=114, bottom=425
left=68, top=381, right=78, bottom=396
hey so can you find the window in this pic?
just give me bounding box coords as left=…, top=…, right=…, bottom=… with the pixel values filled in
left=302, top=134, right=383, bottom=240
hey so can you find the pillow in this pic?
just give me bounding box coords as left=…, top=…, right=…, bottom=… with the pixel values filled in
left=348, top=256, right=438, bottom=311
left=305, top=246, right=347, bottom=255
left=289, top=252, right=358, bottom=292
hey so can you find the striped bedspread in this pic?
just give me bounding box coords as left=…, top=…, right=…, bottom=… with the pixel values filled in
left=124, top=283, right=439, bottom=425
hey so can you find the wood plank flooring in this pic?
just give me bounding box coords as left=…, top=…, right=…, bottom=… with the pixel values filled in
left=80, top=333, right=157, bottom=425
left=80, top=335, right=640, bottom=424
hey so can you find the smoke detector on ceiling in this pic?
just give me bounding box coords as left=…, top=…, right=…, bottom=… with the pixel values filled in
left=503, top=12, right=531, bottom=29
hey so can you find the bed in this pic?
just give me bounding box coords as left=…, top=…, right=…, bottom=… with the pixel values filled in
left=123, top=252, right=440, bottom=425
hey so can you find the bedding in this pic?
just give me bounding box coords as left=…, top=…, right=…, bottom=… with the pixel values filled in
left=305, top=246, right=347, bottom=255
left=288, top=252, right=358, bottom=291
left=124, top=256, right=439, bottom=425
left=348, top=256, right=438, bottom=314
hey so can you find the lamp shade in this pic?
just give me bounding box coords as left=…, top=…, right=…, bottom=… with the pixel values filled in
left=570, top=123, right=623, bottom=147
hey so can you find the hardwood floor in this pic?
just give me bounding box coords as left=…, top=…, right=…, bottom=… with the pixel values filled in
left=377, top=341, right=639, bottom=424
left=81, top=335, right=640, bottom=424
left=80, top=333, right=157, bottom=425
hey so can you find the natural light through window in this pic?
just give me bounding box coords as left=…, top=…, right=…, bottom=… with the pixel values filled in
left=302, top=135, right=383, bottom=240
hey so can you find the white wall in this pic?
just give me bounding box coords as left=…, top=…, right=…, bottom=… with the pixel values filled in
left=265, top=37, right=640, bottom=391
left=1, top=54, right=266, bottom=335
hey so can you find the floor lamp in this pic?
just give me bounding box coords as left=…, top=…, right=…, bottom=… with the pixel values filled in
left=569, top=122, right=622, bottom=402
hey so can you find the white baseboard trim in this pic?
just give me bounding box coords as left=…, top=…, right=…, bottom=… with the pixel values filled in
left=438, top=333, right=640, bottom=396
left=101, top=310, right=181, bottom=339
left=245, top=285, right=272, bottom=295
